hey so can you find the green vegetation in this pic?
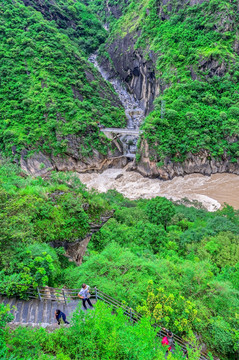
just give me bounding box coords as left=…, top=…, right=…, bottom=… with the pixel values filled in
left=0, top=160, right=110, bottom=296
left=108, top=0, right=239, bottom=163
left=85, top=0, right=133, bottom=29
left=0, top=0, right=125, bottom=159
left=63, top=191, right=239, bottom=359
left=0, top=304, right=14, bottom=359
left=1, top=302, right=206, bottom=360
left=23, top=0, right=107, bottom=55
left=1, top=1, right=239, bottom=359
left=1, top=162, right=238, bottom=359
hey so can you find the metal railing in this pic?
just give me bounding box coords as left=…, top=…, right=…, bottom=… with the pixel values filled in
left=94, top=288, right=211, bottom=360
left=0, top=285, right=211, bottom=359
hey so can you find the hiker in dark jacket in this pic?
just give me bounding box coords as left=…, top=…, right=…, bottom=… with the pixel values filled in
left=55, top=309, right=69, bottom=325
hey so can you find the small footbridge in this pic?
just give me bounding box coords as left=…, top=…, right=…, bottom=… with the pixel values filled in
left=101, top=128, right=143, bottom=158
left=101, top=127, right=143, bottom=138
left=1, top=286, right=211, bottom=359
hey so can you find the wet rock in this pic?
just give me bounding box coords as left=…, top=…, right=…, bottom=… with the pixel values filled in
left=20, top=150, right=54, bottom=176
left=102, top=35, right=160, bottom=115
left=115, top=173, right=123, bottom=180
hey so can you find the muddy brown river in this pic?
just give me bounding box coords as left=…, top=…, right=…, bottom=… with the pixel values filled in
left=77, top=168, right=239, bottom=211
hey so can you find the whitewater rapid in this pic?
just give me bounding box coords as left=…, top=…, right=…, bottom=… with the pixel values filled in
left=77, top=168, right=239, bottom=211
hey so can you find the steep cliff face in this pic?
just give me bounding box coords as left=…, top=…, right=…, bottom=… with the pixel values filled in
left=99, top=0, right=239, bottom=178
left=134, top=139, right=239, bottom=180
left=0, top=0, right=126, bottom=174
left=20, top=146, right=127, bottom=177
left=101, top=33, right=160, bottom=115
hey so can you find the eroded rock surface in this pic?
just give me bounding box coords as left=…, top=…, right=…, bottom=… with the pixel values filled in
left=101, top=33, right=160, bottom=115
left=134, top=139, right=239, bottom=179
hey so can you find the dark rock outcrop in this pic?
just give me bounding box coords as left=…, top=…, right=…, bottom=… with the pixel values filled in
left=101, top=34, right=160, bottom=115
left=20, top=149, right=128, bottom=176
left=133, top=139, right=239, bottom=180
left=51, top=212, right=114, bottom=264
left=20, top=150, right=54, bottom=176
left=103, top=0, right=130, bottom=20
left=19, top=130, right=127, bottom=176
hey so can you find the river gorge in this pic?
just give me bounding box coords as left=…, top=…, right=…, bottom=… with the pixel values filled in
left=77, top=168, right=239, bottom=212
left=83, top=54, right=239, bottom=212
left=20, top=52, right=239, bottom=213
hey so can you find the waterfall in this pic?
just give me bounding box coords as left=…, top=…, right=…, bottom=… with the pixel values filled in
left=88, top=53, right=145, bottom=158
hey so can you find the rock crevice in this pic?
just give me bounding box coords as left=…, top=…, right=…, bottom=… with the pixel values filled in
left=101, top=33, right=160, bottom=115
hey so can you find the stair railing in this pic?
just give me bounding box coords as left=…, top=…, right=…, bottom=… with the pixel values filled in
left=0, top=285, right=211, bottom=360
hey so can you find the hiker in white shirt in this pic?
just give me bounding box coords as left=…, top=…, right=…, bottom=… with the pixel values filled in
left=78, top=283, right=94, bottom=310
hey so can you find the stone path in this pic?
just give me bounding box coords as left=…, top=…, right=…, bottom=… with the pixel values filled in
left=0, top=295, right=96, bottom=327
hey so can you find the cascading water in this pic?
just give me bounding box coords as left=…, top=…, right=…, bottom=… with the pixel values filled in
left=89, top=53, right=144, bottom=157
left=83, top=55, right=239, bottom=212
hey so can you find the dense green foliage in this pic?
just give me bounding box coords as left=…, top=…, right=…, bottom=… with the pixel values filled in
left=0, top=0, right=125, bottom=158
left=146, top=196, right=176, bottom=229
left=85, top=0, right=132, bottom=29
left=0, top=163, right=239, bottom=359
left=23, top=0, right=107, bottom=55
left=2, top=302, right=206, bottom=360
left=63, top=192, right=239, bottom=359
left=109, top=0, right=239, bottom=163
left=0, top=161, right=109, bottom=295
left=0, top=304, right=14, bottom=359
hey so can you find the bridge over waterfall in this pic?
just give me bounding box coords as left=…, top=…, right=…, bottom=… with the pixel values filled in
left=101, top=127, right=143, bottom=158
left=101, top=128, right=143, bottom=137
left=89, top=53, right=145, bottom=159
left=1, top=286, right=211, bottom=360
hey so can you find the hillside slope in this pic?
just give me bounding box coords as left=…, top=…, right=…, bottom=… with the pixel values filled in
left=0, top=0, right=126, bottom=174
left=1, top=160, right=239, bottom=359
left=22, top=0, right=106, bottom=55
left=99, top=0, right=239, bottom=178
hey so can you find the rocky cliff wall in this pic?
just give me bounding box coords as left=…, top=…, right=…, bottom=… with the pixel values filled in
left=101, top=34, right=160, bottom=115
left=100, top=0, right=211, bottom=115
left=20, top=145, right=128, bottom=177
left=132, top=139, right=239, bottom=180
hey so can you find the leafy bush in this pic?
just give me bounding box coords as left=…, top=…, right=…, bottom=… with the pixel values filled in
left=0, top=0, right=126, bottom=158
left=4, top=302, right=206, bottom=359
left=146, top=196, right=175, bottom=230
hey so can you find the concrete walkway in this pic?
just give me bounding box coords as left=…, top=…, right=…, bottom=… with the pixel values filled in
left=0, top=295, right=96, bottom=327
